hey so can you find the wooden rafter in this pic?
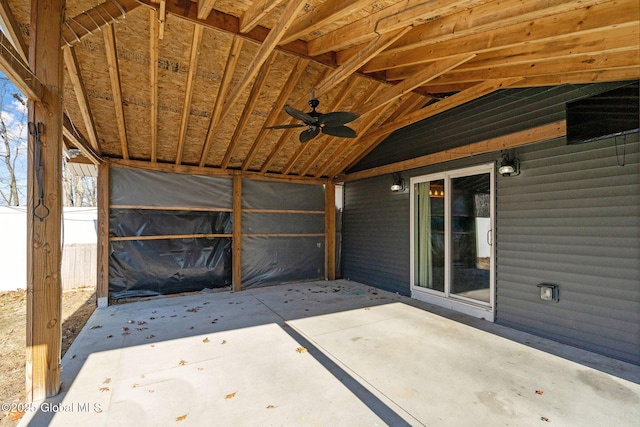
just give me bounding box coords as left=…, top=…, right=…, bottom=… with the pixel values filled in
left=371, top=0, right=615, bottom=61
left=197, top=0, right=217, bottom=20
left=357, top=54, right=476, bottom=115
left=220, top=0, right=307, bottom=123
left=0, top=0, right=27, bottom=61
left=62, top=115, right=102, bottom=165
left=339, top=121, right=567, bottom=182
left=149, top=9, right=159, bottom=161
left=341, top=93, right=426, bottom=171
left=0, top=31, right=42, bottom=101
left=221, top=52, right=276, bottom=169
left=61, top=0, right=140, bottom=48
left=103, top=24, right=129, bottom=160
left=63, top=46, right=101, bottom=155
left=363, top=78, right=523, bottom=148
left=280, top=0, right=372, bottom=46
left=241, top=57, right=310, bottom=171
left=240, top=0, right=287, bottom=33
left=176, top=24, right=204, bottom=165
left=308, top=0, right=487, bottom=57
left=364, top=0, right=638, bottom=73
left=314, top=26, right=412, bottom=97
left=199, top=36, right=243, bottom=167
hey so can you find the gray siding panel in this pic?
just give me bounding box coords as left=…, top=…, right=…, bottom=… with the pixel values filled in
left=496, top=135, right=640, bottom=364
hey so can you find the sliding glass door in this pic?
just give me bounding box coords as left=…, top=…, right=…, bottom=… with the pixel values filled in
left=410, top=164, right=494, bottom=319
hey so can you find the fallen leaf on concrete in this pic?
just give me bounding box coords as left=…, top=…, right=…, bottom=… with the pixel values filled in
left=266, top=405, right=277, bottom=409
left=132, top=383, right=139, bottom=388
left=221, top=340, right=227, bottom=345
left=541, top=416, right=549, bottom=422
left=146, top=335, right=155, bottom=339
left=99, top=387, right=110, bottom=392
left=176, top=414, right=188, bottom=422
left=103, top=378, right=111, bottom=384
left=535, top=390, right=544, bottom=395
left=138, top=321, right=147, bottom=325
left=90, top=325, right=102, bottom=329
left=8, top=410, right=25, bottom=421
left=122, top=327, right=129, bottom=332
left=106, top=335, right=113, bottom=338
left=296, top=347, right=308, bottom=354
left=364, top=307, right=371, bottom=311
left=203, top=337, right=210, bottom=343
left=179, top=360, right=187, bottom=366
left=186, top=307, right=200, bottom=313
left=225, top=392, right=236, bottom=400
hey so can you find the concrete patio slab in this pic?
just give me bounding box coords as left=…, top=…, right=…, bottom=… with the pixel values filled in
left=19, top=280, right=640, bottom=426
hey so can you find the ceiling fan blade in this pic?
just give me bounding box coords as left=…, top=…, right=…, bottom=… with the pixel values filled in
left=322, top=125, right=357, bottom=138
left=318, top=111, right=359, bottom=126
left=285, top=104, right=315, bottom=124
left=266, top=123, right=305, bottom=129
left=299, top=126, right=321, bottom=143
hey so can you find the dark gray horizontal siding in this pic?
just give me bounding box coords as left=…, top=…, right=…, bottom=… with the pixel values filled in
left=350, top=82, right=630, bottom=172
left=342, top=174, right=411, bottom=295
left=496, top=135, right=640, bottom=364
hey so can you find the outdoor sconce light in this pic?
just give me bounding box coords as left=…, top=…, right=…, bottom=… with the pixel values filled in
left=537, top=283, right=559, bottom=302
left=390, top=172, right=405, bottom=192
left=498, top=154, right=520, bottom=177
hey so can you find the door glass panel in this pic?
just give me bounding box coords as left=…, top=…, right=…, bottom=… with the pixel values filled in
left=450, top=173, right=491, bottom=303
left=414, top=180, right=445, bottom=291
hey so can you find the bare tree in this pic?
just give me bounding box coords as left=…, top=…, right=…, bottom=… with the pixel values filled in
left=0, top=77, right=27, bottom=206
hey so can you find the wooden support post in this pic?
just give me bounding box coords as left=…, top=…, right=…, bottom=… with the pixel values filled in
left=324, top=182, right=336, bottom=281
left=232, top=175, right=242, bottom=291
left=96, top=162, right=110, bottom=306
left=26, top=0, right=65, bottom=402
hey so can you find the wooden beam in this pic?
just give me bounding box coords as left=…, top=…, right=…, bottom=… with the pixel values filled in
left=240, top=0, right=286, bottom=33
left=356, top=54, right=476, bottom=115
left=339, top=121, right=566, bottom=182
left=280, top=0, right=371, bottom=46
left=61, top=0, right=140, bottom=48
left=308, top=0, right=489, bottom=56
left=221, top=52, right=276, bottom=169
left=149, top=9, right=159, bottom=161
left=199, top=36, right=243, bottom=167
left=220, top=0, right=306, bottom=123
left=176, top=24, right=204, bottom=165
left=26, top=0, right=65, bottom=402
left=324, top=182, right=336, bottom=280
left=363, top=78, right=523, bottom=144
left=0, top=31, right=42, bottom=101
left=109, top=158, right=328, bottom=184
left=369, top=0, right=616, bottom=60
left=0, top=0, right=28, bottom=61
left=363, top=0, right=638, bottom=73
left=232, top=175, right=242, bottom=291
left=242, top=57, right=310, bottom=171
left=314, top=26, right=412, bottom=97
left=394, top=50, right=640, bottom=85
left=62, top=114, right=102, bottom=165
left=63, top=46, right=101, bottom=155
left=96, top=162, right=110, bottom=306
left=103, top=24, right=129, bottom=160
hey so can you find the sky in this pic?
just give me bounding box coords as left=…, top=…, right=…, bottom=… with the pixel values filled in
left=0, top=73, right=28, bottom=206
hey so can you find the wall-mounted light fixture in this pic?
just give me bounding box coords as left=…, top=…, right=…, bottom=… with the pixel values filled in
left=390, top=172, right=405, bottom=192
left=498, top=153, right=520, bottom=177
left=537, top=283, right=559, bottom=302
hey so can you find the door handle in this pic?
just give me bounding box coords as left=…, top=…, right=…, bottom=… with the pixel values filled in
left=487, top=229, right=492, bottom=246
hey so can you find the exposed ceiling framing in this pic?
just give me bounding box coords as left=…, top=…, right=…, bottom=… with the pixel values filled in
left=1, top=0, right=638, bottom=182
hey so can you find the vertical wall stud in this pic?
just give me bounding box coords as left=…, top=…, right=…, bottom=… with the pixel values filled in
left=232, top=175, right=242, bottom=291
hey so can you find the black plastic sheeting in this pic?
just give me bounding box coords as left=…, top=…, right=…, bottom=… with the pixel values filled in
left=242, top=179, right=324, bottom=210
left=243, top=212, right=324, bottom=234
left=241, top=236, right=324, bottom=287
left=110, top=209, right=232, bottom=237
left=109, top=237, right=231, bottom=298
left=108, top=210, right=232, bottom=298
left=110, top=168, right=232, bottom=208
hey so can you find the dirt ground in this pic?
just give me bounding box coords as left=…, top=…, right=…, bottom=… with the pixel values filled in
left=0, top=287, right=95, bottom=426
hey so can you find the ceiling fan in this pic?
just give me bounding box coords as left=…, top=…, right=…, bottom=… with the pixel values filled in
left=266, top=94, right=359, bottom=143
